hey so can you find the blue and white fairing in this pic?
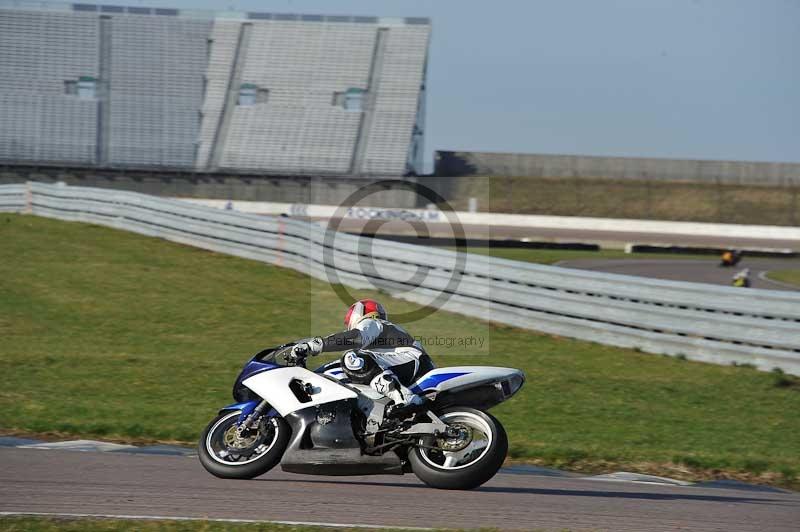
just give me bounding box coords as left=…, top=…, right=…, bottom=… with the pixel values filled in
left=407, top=366, right=525, bottom=397
left=223, top=345, right=524, bottom=418
left=230, top=359, right=282, bottom=403
left=243, top=366, right=358, bottom=416
left=317, top=361, right=524, bottom=399
left=315, top=360, right=346, bottom=380
left=220, top=358, right=282, bottom=420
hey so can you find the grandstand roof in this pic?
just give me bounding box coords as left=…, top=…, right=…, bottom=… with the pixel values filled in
left=1, top=1, right=430, bottom=26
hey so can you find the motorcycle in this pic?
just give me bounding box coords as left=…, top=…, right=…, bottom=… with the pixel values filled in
left=732, top=268, right=751, bottom=288
left=198, top=343, right=525, bottom=490
left=720, top=250, right=742, bottom=267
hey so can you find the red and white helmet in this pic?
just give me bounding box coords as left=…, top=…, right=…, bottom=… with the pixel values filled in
left=344, top=299, right=387, bottom=330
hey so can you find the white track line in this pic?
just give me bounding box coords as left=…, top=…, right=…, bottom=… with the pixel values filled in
left=757, top=270, right=800, bottom=291
left=0, top=511, right=432, bottom=530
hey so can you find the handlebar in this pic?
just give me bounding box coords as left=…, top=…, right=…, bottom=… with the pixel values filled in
left=293, top=344, right=309, bottom=357
left=277, top=343, right=307, bottom=367
left=254, top=343, right=309, bottom=367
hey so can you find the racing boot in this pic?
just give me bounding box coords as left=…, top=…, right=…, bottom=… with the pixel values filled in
left=370, top=370, right=429, bottom=419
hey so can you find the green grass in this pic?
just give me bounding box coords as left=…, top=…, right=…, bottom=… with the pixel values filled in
left=457, top=247, right=715, bottom=265
left=0, top=517, right=430, bottom=532
left=1, top=214, right=799, bottom=485
left=765, top=269, right=800, bottom=287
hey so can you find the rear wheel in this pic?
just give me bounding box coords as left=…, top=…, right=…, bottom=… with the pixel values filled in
left=408, top=407, right=508, bottom=490
left=198, top=410, right=290, bottom=479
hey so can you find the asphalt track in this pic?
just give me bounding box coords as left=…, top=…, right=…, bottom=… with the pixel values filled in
left=2, top=448, right=798, bottom=531
left=332, top=216, right=800, bottom=290
left=557, top=257, right=800, bottom=291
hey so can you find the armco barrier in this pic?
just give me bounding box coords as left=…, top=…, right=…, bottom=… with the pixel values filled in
left=0, top=183, right=27, bottom=212
left=4, top=182, right=800, bottom=375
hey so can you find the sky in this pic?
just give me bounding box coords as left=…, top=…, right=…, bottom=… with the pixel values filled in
left=100, top=0, right=799, bottom=169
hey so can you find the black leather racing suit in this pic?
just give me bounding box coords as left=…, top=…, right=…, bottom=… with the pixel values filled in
left=318, top=318, right=434, bottom=405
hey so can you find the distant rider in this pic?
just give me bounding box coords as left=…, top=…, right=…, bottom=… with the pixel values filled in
left=732, top=268, right=751, bottom=288
left=290, top=299, right=433, bottom=416
left=720, top=250, right=742, bottom=267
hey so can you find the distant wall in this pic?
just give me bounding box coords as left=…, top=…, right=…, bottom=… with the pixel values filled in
left=417, top=173, right=800, bottom=226
left=435, top=151, right=800, bottom=185
left=0, top=164, right=417, bottom=207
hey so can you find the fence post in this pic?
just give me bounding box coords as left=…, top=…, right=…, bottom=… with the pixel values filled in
left=113, top=190, right=124, bottom=229
left=276, top=218, right=285, bottom=267
left=24, top=181, right=32, bottom=214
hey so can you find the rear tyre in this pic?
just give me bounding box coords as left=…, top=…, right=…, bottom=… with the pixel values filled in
left=408, top=407, right=508, bottom=490
left=198, top=410, right=290, bottom=479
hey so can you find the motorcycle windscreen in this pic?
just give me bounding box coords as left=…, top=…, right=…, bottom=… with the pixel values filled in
left=242, top=366, right=358, bottom=416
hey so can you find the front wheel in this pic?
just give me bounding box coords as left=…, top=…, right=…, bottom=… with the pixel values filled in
left=198, top=410, right=290, bottom=479
left=408, top=407, right=508, bottom=490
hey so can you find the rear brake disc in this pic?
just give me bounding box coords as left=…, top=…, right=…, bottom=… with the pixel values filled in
left=436, top=423, right=473, bottom=452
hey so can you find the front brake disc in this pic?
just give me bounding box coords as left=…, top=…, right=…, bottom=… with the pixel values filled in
left=223, top=423, right=260, bottom=450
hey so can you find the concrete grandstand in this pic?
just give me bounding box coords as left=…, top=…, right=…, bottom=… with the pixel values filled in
left=0, top=1, right=430, bottom=176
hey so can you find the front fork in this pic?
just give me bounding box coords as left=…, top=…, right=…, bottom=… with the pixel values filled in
left=220, top=399, right=275, bottom=432
left=237, top=400, right=272, bottom=434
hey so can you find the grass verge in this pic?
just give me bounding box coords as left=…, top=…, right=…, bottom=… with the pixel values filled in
left=1, top=214, right=799, bottom=488
left=765, top=269, right=800, bottom=287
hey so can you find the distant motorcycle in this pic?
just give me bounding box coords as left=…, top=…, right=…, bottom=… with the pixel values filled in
left=732, top=268, right=751, bottom=288
left=720, top=250, right=742, bottom=267
left=198, top=343, right=525, bottom=490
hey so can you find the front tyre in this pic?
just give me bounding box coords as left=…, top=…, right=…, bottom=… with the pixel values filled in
left=198, top=410, right=290, bottom=479
left=408, top=407, right=508, bottom=490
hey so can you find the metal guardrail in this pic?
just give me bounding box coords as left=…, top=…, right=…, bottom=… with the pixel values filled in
left=4, top=182, right=800, bottom=375
left=0, top=183, right=26, bottom=212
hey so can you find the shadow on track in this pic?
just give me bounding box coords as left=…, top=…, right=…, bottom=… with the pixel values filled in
left=255, top=478, right=787, bottom=505
left=475, top=486, right=788, bottom=505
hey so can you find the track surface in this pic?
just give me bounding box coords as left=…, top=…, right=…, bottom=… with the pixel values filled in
left=2, top=448, right=798, bottom=531
left=557, top=257, right=800, bottom=291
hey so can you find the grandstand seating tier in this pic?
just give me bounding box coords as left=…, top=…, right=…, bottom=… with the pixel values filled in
left=0, top=1, right=429, bottom=175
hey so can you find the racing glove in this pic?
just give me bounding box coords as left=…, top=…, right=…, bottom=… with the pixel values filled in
left=292, top=337, right=324, bottom=359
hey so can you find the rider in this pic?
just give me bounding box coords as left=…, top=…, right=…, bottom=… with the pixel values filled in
left=732, top=268, right=751, bottom=288
left=291, top=299, right=433, bottom=414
